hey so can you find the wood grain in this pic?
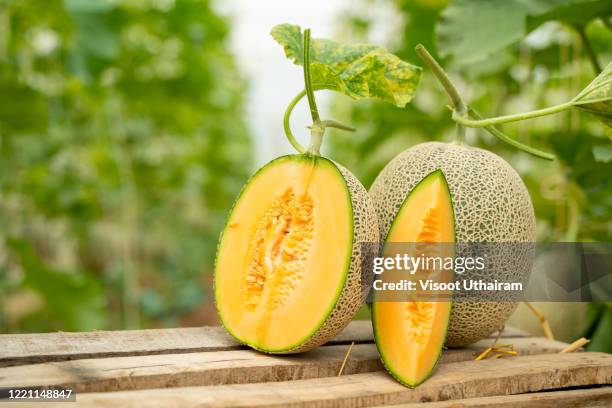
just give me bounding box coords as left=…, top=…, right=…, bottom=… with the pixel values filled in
left=385, top=387, right=612, bottom=408
left=0, top=344, right=379, bottom=392
left=0, top=320, right=373, bottom=367
left=0, top=321, right=527, bottom=368
left=39, top=352, right=612, bottom=407
left=0, top=337, right=563, bottom=392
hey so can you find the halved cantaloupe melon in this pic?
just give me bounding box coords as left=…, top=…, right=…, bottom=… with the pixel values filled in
left=372, top=170, right=455, bottom=387
left=215, top=154, right=378, bottom=353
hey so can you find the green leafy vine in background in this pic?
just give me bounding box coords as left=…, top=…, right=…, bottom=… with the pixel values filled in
left=271, top=23, right=422, bottom=107
left=0, top=0, right=251, bottom=332
left=271, top=23, right=422, bottom=155
left=414, top=44, right=555, bottom=159
left=0, top=0, right=610, bottom=350
left=328, top=0, right=611, bottom=346
left=449, top=61, right=611, bottom=134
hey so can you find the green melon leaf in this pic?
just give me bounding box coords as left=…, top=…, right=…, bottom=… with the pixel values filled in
left=437, top=0, right=535, bottom=63
left=437, top=0, right=612, bottom=64
left=271, top=23, right=422, bottom=107
left=526, top=0, right=612, bottom=31
left=572, top=62, right=612, bottom=133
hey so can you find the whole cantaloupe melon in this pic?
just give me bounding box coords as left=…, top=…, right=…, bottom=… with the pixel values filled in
left=215, top=155, right=378, bottom=353
left=370, top=142, right=535, bottom=346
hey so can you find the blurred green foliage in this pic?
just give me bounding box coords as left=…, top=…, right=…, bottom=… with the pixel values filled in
left=330, top=0, right=611, bottom=239
left=0, top=0, right=610, bottom=353
left=329, top=0, right=611, bottom=347
left=0, top=0, right=251, bottom=332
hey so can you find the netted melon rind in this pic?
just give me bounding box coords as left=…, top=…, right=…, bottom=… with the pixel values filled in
left=286, top=159, right=379, bottom=353
left=369, top=142, right=535, bottom=346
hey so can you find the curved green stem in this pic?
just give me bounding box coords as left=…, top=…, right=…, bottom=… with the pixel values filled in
left=283, top=89, right=308, bottom=153
left=453, top=101, right=574, bottom=128
left=303, top=28, right=320, bottom=124
left=415, top=44, right=555, bottom=160
left=415, top=44, right=467, bottom=143
left=468, top=107, right=554, bottom=161
left=283, top=89, right=356, bottom=154
left=283, top=29, right=355, bottom=155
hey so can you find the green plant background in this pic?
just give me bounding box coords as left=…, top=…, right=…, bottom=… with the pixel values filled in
left=0, top=0, right=610, bottom=351
left=0, top=0, right=251, bottom=331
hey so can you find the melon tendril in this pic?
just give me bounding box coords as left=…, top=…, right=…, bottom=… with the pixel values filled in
left=283, top=89, right=308, bottom=153
left=415, top=44, right=555, bottom=161
left=282, top=30, right=356, bottom=155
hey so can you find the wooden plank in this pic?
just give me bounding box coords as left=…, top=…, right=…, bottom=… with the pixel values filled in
left=0, top=337, right=565, bottom=393
left=0, top=345, right=378, bottom=392
left=0, top=321, right=528, bottom=368
left=0, top=320, right=373, bottom=367
left=48, top=352, right=612, bottom=407
left=386, top=387, right=612, bottom=408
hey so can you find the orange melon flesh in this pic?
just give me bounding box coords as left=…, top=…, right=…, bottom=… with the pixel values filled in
left=215, top=155, right=353, bottom=352
left=373, top=170, right=455, bottom=387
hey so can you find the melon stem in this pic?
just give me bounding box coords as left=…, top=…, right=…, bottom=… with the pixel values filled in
left=303, top=28, right=324, bottom=155
left=282, top=28, right=356, bottom=155
left=415, top=44, right=467, bottom=144
left=308, top=124, right=325, bottom=155
left=283, top=90, right=356, bottom=155
left=303, top=29, right=320, bottom=124
left=467, top=107, right=555, bottom=161
left=283, top=28, right=355, bottom=155
left=453, top=101, right=574, bottom=128
left=415, top=44, right=555, bottom=161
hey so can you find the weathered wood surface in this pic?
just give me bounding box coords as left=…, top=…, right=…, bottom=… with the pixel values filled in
left=385, top=387, right=612, bottom=408
left=41, top=353, right=612, bottom=407
left=0, top=320, right=527, bottom=367
left=0, top=321, right=372, bottom=367
left=0, top=337, right=567, bottom=392
left=2, top=322, right=606, bottom=407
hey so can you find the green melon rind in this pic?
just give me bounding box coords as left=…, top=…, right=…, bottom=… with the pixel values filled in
left=369, top=142, right=536, bottom=346
left=372, top=169, right=455, bottom=387
left=385, top=169, right=455, bottom=242
left=214, top=154, right=378, bottom=353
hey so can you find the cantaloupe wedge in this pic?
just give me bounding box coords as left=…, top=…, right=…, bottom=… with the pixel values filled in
left=370, top=142, right=535, bottom=346
left=372, top=170, right=454, bottom=387
left=215, top=155, right=378, bottom=353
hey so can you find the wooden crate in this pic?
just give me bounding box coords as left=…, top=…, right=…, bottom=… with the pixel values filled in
left=0, top=321, right=611, bottom=407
